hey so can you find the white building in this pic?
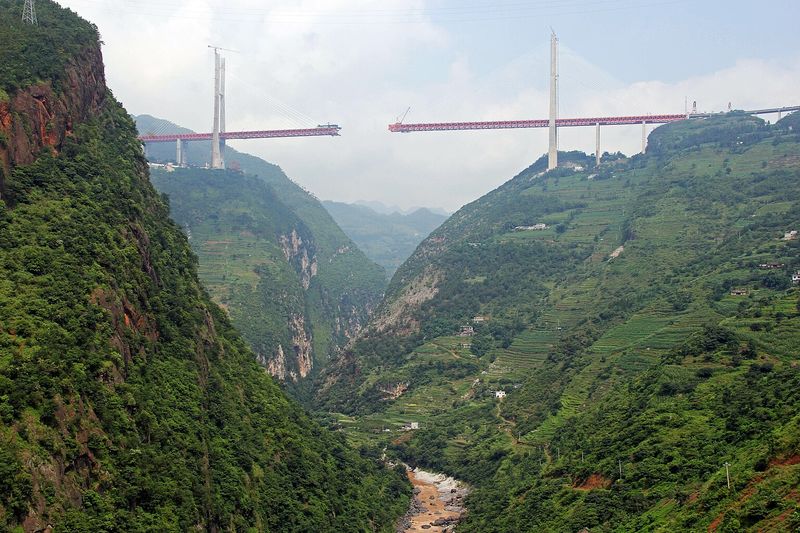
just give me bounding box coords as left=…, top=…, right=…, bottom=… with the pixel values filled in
left=793, top=272, right=800, bottom=284
left=783, top=230, right=798, bottom=241
left=459, top=325, right=475, bottom=337
left=494, top=390, right=507, bottom=399
left=514, top=223, right=548, bottom=231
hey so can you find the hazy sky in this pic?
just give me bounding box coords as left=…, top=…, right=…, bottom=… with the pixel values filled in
left=59, top=0, right=800, bottom=211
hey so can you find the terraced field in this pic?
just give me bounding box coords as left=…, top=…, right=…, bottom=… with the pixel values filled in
left=487, top=329, right=556, bottom=378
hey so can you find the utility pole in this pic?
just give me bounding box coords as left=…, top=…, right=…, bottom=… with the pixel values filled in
left=723, top=462, right=731, bottom=489
left=22, top=0, right=37, bottom=25
left=547, top=30, right=559, bottom=171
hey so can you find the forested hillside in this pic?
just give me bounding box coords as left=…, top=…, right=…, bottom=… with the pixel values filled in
left=0, top=1, right=408, bottom=530
left=322, top=200, right=447, bottom=276
left=150, top=167, right=385, bottom=395
left=139, top=117, right=386, bottom=388
left=318, top=113, right=800, bottom=531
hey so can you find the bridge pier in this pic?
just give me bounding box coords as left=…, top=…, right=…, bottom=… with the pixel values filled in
left=595, top=122, right=600, bottom=166
left=641, top=120, right=647, bottom=154
left=176, top=139, right=188, bottom=166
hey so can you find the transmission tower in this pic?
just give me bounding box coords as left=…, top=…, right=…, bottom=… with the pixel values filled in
left=22, top=0, right=37, bottom=26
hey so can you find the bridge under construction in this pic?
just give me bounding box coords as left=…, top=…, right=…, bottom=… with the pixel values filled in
left=138, top=46, right=341, bottom=169
left=139, top=34, right=798, bottom=170
left=388, top=32, right=799, bottom=168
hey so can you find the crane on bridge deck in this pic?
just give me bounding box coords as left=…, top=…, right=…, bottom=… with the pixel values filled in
left=388, top=32, right=800, bottom=168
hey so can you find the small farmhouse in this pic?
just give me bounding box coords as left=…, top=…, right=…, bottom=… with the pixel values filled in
left=730, top=288, right=749, bottom=296
left=514, top=223, right=548, bottom=231
left=459, top=325, right=475, bottom=337
left=494, top=390, right=507, bottom=399
left=783, top=230, right=798, bottom=241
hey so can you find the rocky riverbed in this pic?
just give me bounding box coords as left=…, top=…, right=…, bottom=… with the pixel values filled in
left=396, top=468, right=469, bottom=533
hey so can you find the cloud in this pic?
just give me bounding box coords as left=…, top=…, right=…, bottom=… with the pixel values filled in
left=63, top=0, right=800, bottom=212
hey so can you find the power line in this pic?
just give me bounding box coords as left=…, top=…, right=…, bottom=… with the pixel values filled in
left=62, top=0, right=689, bottom=25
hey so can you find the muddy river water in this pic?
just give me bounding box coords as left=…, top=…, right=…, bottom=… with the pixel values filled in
left=397, top=468, right=469, bottom=533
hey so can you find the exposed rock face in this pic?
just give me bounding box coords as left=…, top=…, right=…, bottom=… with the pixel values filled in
left=379, top=382, right=409, bottom=400
left=374, top=266, right=441, bottom=335
left=279, top=229, right=318, bottom=290
left=289, top=314, right=313, bottom=379
left=0, top=44, right=106, bottom=198
left=266, top=344, right=288, bottom=381
left=261, top=315, right=313, bottom=382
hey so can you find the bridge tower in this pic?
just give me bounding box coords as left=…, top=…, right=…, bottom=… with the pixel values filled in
left=219, top=57, right=226, bottom=167
left=547, top=30, right=559, bottom=170
left=211, top=48, right=223, bottom=169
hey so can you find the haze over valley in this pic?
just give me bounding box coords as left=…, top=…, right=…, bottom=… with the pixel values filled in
left=1, top=1, right=799, bottom=532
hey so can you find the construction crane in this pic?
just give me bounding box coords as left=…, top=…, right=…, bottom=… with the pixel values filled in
left=387, top=32, right=800, bottom=166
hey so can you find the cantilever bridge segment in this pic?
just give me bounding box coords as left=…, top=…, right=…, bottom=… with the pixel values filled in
left=387, top=32, right=799, bottom=167
left=388, top=107, right=800, bottom=166
left=139, top=47, right=341, bottom=169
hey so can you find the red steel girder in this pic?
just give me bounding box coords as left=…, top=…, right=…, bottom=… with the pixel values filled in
left=139, top=125, right=341, bottom=143
left=388, top=114, right=688, bottom=133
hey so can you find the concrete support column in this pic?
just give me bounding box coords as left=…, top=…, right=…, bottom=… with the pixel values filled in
left=641, top=120, right=647, bottom=154
left=176, top=140, right=189, bottom=166
left=595, top=122, right=601, bottom=166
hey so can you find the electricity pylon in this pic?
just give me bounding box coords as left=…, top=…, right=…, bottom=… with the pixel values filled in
left=22, top=0, right=37, bottom=26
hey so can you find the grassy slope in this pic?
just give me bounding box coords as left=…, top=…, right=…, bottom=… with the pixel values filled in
left=0, top=2, right=408, bottom=530
left=322, top=115, right=800, bottom=531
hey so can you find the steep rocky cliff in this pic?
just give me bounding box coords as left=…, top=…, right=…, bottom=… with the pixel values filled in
left=149, top=159, right=385, bottom=395
left=0, top=2, right=408, bottom=530
left=0, top=14, right=105, bottom=198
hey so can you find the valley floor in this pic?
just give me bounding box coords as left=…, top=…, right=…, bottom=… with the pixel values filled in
left=399, top=469, right=468, bottom=533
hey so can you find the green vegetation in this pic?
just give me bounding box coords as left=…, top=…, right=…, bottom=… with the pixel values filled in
left=0, top=0, right=97, bottom=93
left=138, top=116, right=386, bottom=394
left=320, top=114, right=800, bottom=531
left=321, top=201, right=447, bottom=276
left=151, top=168, right=385, bottom=398
left=0, top=2, right=409, bottom=530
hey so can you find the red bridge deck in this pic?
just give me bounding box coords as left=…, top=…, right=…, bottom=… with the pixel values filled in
left=388, top=114, right=688, bottom=133
left=139, top=125, right=341, bottom=143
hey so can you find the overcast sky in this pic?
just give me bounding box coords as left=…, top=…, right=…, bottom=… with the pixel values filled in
left=59, top=0, right=800, bottom=212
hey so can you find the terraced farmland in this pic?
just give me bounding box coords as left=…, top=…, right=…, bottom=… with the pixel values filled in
left=487, top=329, right=556, bottom=378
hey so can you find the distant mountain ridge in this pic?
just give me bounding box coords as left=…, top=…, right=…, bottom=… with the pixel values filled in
left=353, top=199, right=450, bottom=217
left=322, top=200, right=448, bottom=276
